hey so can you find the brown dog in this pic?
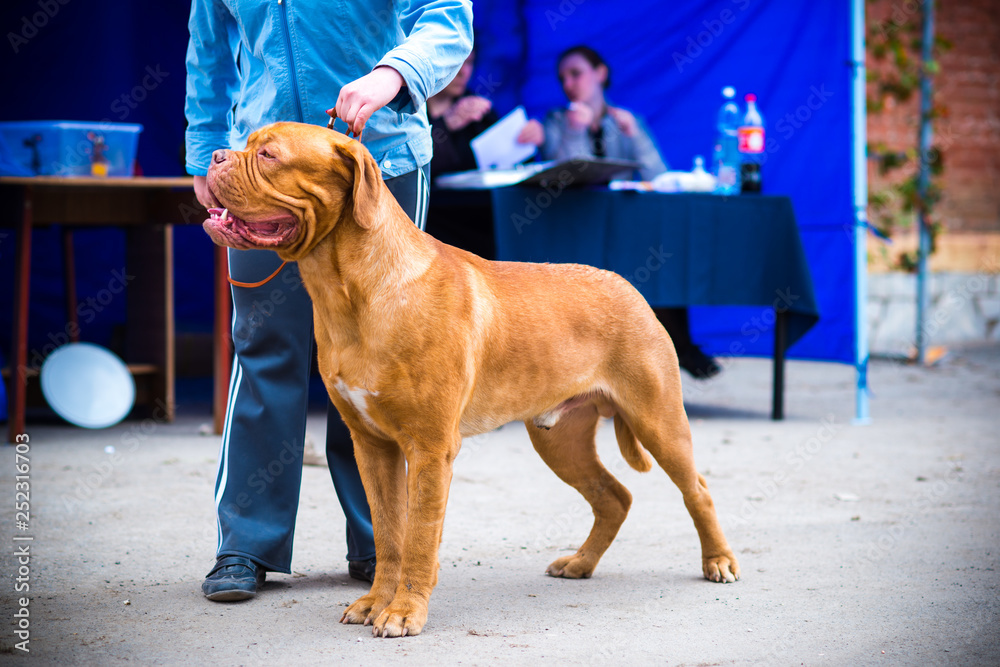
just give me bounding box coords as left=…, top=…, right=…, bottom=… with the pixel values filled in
left=203, top=121, right=739, bottom=637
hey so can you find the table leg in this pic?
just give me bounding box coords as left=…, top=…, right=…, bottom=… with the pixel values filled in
left=8, top=187, right=32, bottom=444
left=63, top=227, right=80, bottom=343
left=62, top=228, right=79, bottom=342
left=771, top=309, right=788, bottom=421
left=124, top=225, right=175, bottom=421
left=213, top=245, right=232, bottom=435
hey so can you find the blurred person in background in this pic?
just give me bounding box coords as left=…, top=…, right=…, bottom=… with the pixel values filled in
left=425, top=50, right=500, bottom=259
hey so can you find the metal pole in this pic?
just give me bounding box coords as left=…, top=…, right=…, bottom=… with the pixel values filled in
left=915, top=0, right=935, bottom=364
left=771, top=311, right=787, bottom=421
left=851, top=0, right=871, bottom=424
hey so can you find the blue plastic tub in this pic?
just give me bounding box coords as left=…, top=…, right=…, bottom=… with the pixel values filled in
left=0, top=121, right=143, bottom=177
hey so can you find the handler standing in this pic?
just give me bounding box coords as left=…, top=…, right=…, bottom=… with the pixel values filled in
left=185, top=0, right=473, bottom=601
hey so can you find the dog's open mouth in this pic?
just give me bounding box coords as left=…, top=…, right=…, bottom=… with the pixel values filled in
left=205, top=207, right=298, bottom=247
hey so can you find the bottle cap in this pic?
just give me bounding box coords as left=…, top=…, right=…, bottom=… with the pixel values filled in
left=745, top=93, right=757, bottom=102
left=722, top=86, right=735, bottom=98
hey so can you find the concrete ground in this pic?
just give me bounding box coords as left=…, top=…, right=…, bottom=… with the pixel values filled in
left=1, top=343, right=998, bottom=665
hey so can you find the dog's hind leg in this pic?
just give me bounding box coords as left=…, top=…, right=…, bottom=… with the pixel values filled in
left=526, top=403, right=632, bottom=579
left=620, top=384, right=740, bottom=583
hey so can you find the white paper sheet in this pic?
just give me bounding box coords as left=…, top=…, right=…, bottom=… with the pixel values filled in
left=434, top=162, right=551, bottom=189
left=470, top=106, right=537, bottom=170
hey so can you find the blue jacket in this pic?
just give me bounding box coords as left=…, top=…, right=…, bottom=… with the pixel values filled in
left=185, top=0, right=473, bottom=179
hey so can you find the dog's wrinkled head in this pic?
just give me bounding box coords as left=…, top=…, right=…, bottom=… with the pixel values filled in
left=202, top=121, right=382, bottom=260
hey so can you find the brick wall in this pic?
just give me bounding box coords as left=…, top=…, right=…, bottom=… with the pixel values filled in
left=867, top=0, right=1000, bottom=235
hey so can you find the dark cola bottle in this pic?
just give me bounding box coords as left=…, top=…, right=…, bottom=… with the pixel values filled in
left=737, top=93, right=764, bottom=193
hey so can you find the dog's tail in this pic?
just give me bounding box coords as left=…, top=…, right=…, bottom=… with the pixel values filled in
left=613, top=414, right=654, bottom=472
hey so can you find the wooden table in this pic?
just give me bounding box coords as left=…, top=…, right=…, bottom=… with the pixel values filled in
left=0, top=176, right=231, bottom=443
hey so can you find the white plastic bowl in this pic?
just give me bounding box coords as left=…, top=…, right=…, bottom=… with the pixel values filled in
left=40, top=343, right=136, bottom=429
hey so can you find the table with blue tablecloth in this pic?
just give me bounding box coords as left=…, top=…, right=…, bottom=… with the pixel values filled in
left=491, top=187, right=819, bottom=419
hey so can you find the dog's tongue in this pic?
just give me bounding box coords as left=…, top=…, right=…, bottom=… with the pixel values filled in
left=255, top=221, right=281, bottom=234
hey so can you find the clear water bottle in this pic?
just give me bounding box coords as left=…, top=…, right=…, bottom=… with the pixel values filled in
left=712, top=86, right=741, bottom=195
left=738, top=93, right=765, bottom=193
left=689, top=155, right=716, bottom=192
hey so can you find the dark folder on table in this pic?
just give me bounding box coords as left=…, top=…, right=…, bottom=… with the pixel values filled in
left=434, top=157, right=641, bottom=190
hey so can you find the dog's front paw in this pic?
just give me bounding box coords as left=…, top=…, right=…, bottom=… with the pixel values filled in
left=703, top=553, right=740, bottom=583
left=372, top=597, right=428, bottom=638
left=341, top=592, right=391, bottom=626
left=545, top=552, right=597, bottom=579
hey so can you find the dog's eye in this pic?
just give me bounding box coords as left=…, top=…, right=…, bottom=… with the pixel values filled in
left=259, top=148, right=275, bottom=160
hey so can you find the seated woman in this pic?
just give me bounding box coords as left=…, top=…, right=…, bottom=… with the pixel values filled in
left=520, top=45, right=666, bottom=181
left=424, top=51, right=499, bottom=260
left=519, top=45, right=720, bottom=379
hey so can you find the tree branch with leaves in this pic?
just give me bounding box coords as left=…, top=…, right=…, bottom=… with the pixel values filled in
left=866, top=0, right=951, bottom=271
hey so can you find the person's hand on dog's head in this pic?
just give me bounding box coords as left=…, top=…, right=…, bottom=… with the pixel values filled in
left=193, top=174, right=221, bottom=209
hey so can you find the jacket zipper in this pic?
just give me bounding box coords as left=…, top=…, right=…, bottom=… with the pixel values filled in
left=278, top=0, right=305, bottom=123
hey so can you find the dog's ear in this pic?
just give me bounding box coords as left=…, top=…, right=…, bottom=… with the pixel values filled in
left=336, top=140, right=382, bottom=230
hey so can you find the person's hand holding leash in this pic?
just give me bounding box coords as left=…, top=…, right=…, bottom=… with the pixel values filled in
left=330, top=66, right=405, bottom=137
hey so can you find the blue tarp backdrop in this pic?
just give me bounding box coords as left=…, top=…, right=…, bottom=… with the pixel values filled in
left=0, top=1, right=858, bottom=372
left=474, top=0, right=857, bottom=364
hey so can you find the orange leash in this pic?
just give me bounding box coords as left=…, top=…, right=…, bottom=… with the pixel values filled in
left=228, top=261, right=288, bottom=288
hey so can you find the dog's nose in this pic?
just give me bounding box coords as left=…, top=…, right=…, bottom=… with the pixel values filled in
left=212, top=149, right=230, bottom=164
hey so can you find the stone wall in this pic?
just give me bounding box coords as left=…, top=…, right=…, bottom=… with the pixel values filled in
left=867, top=271, right=1000, bottom=355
